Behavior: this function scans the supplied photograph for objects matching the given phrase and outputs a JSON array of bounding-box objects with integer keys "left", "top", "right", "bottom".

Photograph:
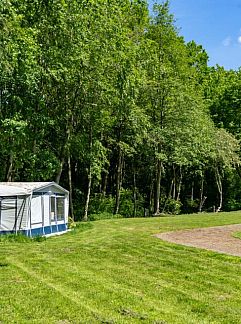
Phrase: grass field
[
  {"left": 1, "top": 212, "right": 241, "bottom": 323},
  {"left": 233, "top": 231, "right": 241, "bottom": 240}
]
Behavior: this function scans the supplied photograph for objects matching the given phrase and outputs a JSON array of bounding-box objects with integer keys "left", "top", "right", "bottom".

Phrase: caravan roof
[
  {"left": 0, "top": 182, "right": 68, "bottom": 194},
  {"left": 0, "top": 184, "right": 29, "bottom": 196}
]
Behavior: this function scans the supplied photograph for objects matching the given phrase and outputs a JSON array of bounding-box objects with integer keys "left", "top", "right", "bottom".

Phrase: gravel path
[{"left": 156, "top": 224, "right": 241, "bottom": 257}]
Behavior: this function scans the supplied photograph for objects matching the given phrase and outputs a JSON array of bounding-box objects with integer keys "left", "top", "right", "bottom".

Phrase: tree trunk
[
  {"left": 172, "top": 165, "right": 176, "bottom": 200},
  {"left": 83, "top": 126, "right": 93, "bottom": 221},
  {"left": 68, "top": 153, "right": 74, "bottom": 220},
  {"left": 133, "top": 165, "right": 137, "bottom": 217},
  {"left": 114, "top": 145, "right": 122, "bottom": 215},
  {"left": 55, "top": 156, "right": 65, "bottom": 184},
  {"left": 176, "top": 166, "right": 183, "bottom": 201},
  {"left": 199, "top": 172, "right": 206, "bottom": 212},
  {"left": 149, "top": 180, "right": 154, "bottom": 216},
  {"left": 215, "top": 168, "right": 222, "bottom": 212},
  {"left": 6, "top": 154, "right": 13, "bottom": 182},
  {"left": 154, "top": 159, "right": 162, "bottom": 215},
  {"left": 101, "top": 163, "right": 109, "bottom": 197},
  {"left": 83, "top": 168, "right": 92, "bottom": 221},
  {"left": 162, "top": 178, "right": 173, "bottom": 214},
  {"left": 191, "top": 181, "right": 194, "bottom": 201},
  {"left": 101, "top": 170, "right": 108, "bottom": 196}
]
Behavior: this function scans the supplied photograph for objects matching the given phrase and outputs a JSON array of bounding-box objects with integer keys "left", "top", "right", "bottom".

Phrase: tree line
[{"left": 1, "top": 0, "right": 241, "bottom": 220}]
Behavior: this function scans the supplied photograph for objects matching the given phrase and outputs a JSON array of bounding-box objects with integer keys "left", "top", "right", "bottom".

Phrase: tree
[{"left": 138, "top": 2, "right": 216, "bottom": 215}]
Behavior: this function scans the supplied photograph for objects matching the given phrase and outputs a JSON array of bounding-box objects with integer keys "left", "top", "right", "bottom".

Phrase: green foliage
[
  {"left": 89, "top": 194, "right": 116, "bottom": 215},
  {"left": 119, "top": 188, "right": 144, "bottom": 217},
  {"left": 88, "top": 212, "right": 122, "bottom": 221},
  {"left": 161, "top": 197, "right": 182, "bottom": 215},
  {"left": 0, "top": 0, "right": 241, "bottom": 218},
  {"left": 67, "top": 216, "right": 76, "bottom": 229},
  {"left": 184, "top": 199, "right": 200, "bottom": 213},
  {"left": 72, "top": 221, "right": 93, "bottom": 232},
  {"left": 119, "top": 189, "right": 135, "bottom": 217},
  {"left": 226, "top": 198, "right": 241, "bottom": 212},
  {"left": 87, "top": 189, "right": 145, "bottom": 218}
]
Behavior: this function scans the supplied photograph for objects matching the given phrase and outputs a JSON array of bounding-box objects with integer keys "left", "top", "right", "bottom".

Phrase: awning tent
[{"left": 0, "top": 182, "right": 69, "bottom": 237}]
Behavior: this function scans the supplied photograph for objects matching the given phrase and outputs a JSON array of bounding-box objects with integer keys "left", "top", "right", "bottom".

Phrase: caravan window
[
  {"left": 50, "top": 195, "right": 65, "bottom": 222},
  {"left": 56, "top": 197, "right": 64, "bottom": 221},
  {"left": 50, "top": 197, "right": 55, "bottom": 221}
]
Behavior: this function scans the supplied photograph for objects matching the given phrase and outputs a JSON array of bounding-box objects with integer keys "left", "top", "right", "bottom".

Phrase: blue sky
[{"left": 148, "top": 0, "right": 241, "bottom": 70}]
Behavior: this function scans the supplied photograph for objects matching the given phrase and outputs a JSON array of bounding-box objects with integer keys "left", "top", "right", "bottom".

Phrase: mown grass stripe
[{"left": 1, "top": 212, "right": 241, "bottom": 323}]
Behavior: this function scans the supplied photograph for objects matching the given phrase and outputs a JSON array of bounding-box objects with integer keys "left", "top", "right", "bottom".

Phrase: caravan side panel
[
  {"left": 31, "top": 196, "right": 42, "bottom": 228},
  {"left": 65, "top": 196, "right": 69, "bottom": 224},
  {"left": 17, "top": 196, "right": 30, "bottom": 230},
  {"left": 0, "top": 196, "right": 30, "bottom": 233},
  {"left": 0, "top": 198, "right": 16, "bottom": 231},
  {"left": 43, "top": 194, "right": 52, "bottom": 234}
]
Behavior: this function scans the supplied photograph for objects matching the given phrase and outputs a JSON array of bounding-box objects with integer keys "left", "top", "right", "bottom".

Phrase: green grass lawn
[
  {"left": 233, "top": 231, "right": 241, "bottom": 240},
  {"left": 1, "top": 212, "right": 241, "bottom": 323}
]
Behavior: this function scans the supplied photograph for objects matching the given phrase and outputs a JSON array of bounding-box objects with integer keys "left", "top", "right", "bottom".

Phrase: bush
[
  {"left": 88, "top": 212, "right": 122, "bottom": 221},
  {"left": 78, "top": 190, "right": 145, "bottom": 219},
  {"left": 66, "top": 221, "right": 94, "bottom": 235},
  {"left": 183, "top": 198, "right": 199, "bottom": 213},
  {"left": 162, "top": 198, "right": 182, "bottom": 215},
  {"left": 68, "top": 216, "right": 76, "bottom": 229},
  {"left": 89, "top": 194, "right": 115, "bottom": 215},
  {"left": 119, "top": 189, "right": 145, "bottom": 218},
  {"left": 226, "top": 198, "right": 241, "bottom": 211},
  {"left": 119, "top": 189, "right": 134, "bottom": 217},
  {"left": 74, "top": 222, "right": 94, "bottom": 231}
]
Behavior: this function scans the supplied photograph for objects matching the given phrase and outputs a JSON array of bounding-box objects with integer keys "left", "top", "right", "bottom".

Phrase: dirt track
[{"left": 156, "top": 224, "right": 241, "bottom": 257}]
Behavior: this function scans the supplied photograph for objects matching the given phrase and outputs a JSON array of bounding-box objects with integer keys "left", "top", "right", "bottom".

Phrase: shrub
[
  {"left": 183, "top": 198, "right": 199, "bottom": 213},
  {"left": 73, "top": 222, "right": 93, "bottom": 231},
  {"left": 88, "top": 212, "right": 122, "bottom": 221},
  {"left": 162, "top": 198, "right": 182, "bottom": 215},
  {"left": 119, "top": 189, "right": 145, "bottom": 218},
  {"left": 68, "top": 216, "right": 76, "bottom": 229},
  {"left": 119, "top": 189, "right": 134, "bottom": 217},
  {"left": 225, "top": 198, "right": 241, "bottom": 211},
  {"left": 89, "top": 194, "right": 115, "bottom": 215}
]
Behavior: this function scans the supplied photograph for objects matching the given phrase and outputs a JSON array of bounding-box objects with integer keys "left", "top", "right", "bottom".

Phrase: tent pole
[
  {"left": 41, "top": 195, "right": 45, "bottom": 236},
  {"left": 18, "top": 197, "right": 26, "bottom": 232},
  {"left": 14, "top": 197, "right": 18, "bottom": 234}
]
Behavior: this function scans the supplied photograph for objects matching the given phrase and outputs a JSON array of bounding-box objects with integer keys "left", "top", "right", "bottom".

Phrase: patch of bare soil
[{"left": 156, "top": 224, "right": 241, "bottom": 257}]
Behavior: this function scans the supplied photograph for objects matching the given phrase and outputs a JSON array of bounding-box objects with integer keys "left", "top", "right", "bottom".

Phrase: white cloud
[
  {"left": 238, "top": 36, "right": 241, "bottom": 44},
  {"left": 222, "top": 37, "right": 232, "bottom": 47}
]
